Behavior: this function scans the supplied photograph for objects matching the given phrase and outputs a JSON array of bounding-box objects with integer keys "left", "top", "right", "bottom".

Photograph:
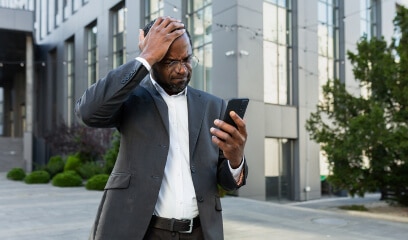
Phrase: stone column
[{"left": 24, "top": 35, "right": 33, "bottom": 172}]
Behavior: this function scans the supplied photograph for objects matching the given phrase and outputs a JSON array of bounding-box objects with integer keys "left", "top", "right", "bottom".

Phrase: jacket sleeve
[
  {"left": 75, "top": 59, "right": 149, "bottom": 128},
  {"left": 217, "top": 151, "right": 248, "bottom": 192}
]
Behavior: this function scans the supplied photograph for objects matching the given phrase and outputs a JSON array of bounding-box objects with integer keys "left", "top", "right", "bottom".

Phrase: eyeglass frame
[{"left": 159, "top": 55, "right": 199, "bottom": 71}]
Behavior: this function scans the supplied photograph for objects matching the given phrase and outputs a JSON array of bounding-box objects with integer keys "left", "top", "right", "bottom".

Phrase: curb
[{"left": 343, "top": 210, "right": 408, "bottom": 223}]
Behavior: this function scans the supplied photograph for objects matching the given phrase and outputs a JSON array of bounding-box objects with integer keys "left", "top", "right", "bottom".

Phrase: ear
[{"left": 138, "top": 29, "right": 145, "bottom": 51}]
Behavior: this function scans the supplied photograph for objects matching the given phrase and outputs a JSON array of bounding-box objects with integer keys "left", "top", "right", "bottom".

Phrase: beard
[
  {"left": 152, "top": 68, "right": 191, "bottom": 95},
  {"left": 161, "top": 78, "right": 190, "bottom": 95}
]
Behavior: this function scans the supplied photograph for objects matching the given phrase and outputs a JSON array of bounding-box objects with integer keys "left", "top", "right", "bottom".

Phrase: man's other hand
[{"left": 210, "top": 111, "right": 247, "bottom": 169}]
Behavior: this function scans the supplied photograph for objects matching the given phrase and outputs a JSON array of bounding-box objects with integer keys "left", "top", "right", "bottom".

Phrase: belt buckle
[{"left": 179, "top": 218, "right": 193, "bottom": 234}]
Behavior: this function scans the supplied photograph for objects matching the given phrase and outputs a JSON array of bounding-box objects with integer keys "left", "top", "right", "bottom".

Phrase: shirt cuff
[
  {"left": 228, "top": 158, "right": 245, "bottom": 182},
  {"left": 135, "top": 57, "right": 151, "bottom": 71}
]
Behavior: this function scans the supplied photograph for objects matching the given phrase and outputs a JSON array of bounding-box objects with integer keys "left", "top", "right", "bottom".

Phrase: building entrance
[{"left": 265, "top": 138, "right": 293, "bottom": 201}]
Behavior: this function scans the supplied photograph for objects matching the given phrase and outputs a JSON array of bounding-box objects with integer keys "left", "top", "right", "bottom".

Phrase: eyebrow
[{"left": 163, "top": 54, "right": 193, "bottom": 62}]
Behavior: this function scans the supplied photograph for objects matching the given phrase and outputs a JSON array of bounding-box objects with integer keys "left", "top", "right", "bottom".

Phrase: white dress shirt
[{"left": 135, "top": 57, "right": 244, "bottom": 219}]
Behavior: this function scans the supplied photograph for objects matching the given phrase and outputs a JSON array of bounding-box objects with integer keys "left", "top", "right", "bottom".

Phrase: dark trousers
[{"left": 143, "top": 225, "right": 205, "bottom": 240}]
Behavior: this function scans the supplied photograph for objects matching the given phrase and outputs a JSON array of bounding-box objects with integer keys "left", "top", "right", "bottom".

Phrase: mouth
[{"left": 171, "top": 77, "right": 188, "bottom": 83}]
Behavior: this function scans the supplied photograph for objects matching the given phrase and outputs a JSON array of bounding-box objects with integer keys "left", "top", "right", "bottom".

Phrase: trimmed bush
[
  {"left": 52, "top": 170, "right": 83, "bottom": 187},
  {"left": 64, "top": 155, "right": 82, "bottom": 173},
  {"left": 24, "top": 170, "right": 50, "bottom": 184},
  {"left": 6, "top": 168, "right": 26, "bottom": 181},
  {"left": 86, "top": 174, "right": 109, "bottom": 191},
  {"left": 77, "top": 161, "right": 104, "bottom": 180},
  {"left": 46, "top": 155, "right": 65, "bottom": 177}
]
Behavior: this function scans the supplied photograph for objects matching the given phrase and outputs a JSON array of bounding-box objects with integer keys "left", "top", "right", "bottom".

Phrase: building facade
[
  {"left": 1, "top": 0, "right": 407, "bottom": 201},
  {"left": 0, "top": 0, "right": 34, "bottom": 172}
]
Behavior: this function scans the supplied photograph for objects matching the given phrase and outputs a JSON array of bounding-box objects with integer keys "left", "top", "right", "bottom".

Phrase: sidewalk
[{"left": 0, "top": 173, "right": 407, "bottom": 240}]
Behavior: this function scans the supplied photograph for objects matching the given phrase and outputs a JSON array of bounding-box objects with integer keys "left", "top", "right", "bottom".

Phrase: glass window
[
  {"left": 318, "top": 0, "right": 340, "bottom": 102},
  {"left": 40, "top": 0, "right": 48, "bottom": 38},
  {"left": 360, "top": 0, "right": 377, "bottom": 39},
  {"left": 145, "top": 0, "right": 164, "bottom": 24},
  {"left": 265, "top": 138, "right": 293, "bottom": 200},
  {"left": 65, "top": 39, "right": 75, "bottom": 127},
  {"left": 87, "top": 23, "right": 98, "bottom": 86},
  {"left": 55, "top": 0, "right": 62, "bottom": 27},
  {"left": 187, "top": 0, "right": 212, "bottom": 92},
  {"left": 63, "top": 0, "right": 71, "bottom": 20},
  {"left": 263, "top": 0, "right": 292, "bottom": 105},
  {"left": 112, "top": 4, "right": 127, "bottom": 68},
  {"left": 73, "top": 0, "right": 81, "bottom": 12}
]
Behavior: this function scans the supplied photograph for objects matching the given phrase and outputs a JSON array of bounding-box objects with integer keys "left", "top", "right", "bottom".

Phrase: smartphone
[{"left": 223, "top": 98, "right": 249, "bottom": 128}]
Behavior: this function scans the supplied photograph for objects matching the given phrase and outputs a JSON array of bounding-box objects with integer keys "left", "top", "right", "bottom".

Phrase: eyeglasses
[{"left": 160, "top": 55, "right": 199, "bottom": 71}]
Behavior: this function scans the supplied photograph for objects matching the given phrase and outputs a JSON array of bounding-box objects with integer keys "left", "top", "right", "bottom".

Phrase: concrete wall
[
  {"left": 295, "top": 0, "right": 321, "bottom": 201},
  {"left": 0, "top": 8, "right": 33, "bottom": 32}
]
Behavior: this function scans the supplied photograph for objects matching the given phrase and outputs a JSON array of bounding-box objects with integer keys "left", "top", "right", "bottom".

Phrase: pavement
[{"left": 0, "top": 172, "right": 407, "bottom": 240}]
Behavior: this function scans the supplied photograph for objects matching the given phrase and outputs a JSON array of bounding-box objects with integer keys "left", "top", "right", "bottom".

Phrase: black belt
[{"left": 149, "top": 215, "right": 200, "bottom": 233}]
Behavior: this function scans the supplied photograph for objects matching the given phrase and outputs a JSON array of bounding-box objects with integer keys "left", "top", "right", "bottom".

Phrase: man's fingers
[
  {"left": 157, "top": 16, "right": 183, "bottom": 29},
  {"left": 210, "top": 127, "right": 231, "bottom": 142},
  {"left": 168, "top": 28, "right": 186, "bottom": 39},
  {"left": 229, "top": 111, "right": 245, "bottom": 130},
  {"left": 150, "top": 17, "right": 184, "bottom": 34},
  {"left": 139, "top": 17, "right": 185, "bottom": 65}
]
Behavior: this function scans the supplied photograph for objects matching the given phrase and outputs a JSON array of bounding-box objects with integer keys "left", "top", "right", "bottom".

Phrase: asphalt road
[{"left": 0, "top": 173, "right": 407, "bottom": 240}]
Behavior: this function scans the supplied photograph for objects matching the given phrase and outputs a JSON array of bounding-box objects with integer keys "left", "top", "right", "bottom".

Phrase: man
[{"left": 76, "top": 17, "right": 248, "bottom": 240}]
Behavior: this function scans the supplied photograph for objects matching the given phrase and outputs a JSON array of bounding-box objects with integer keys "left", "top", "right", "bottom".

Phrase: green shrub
[
  {"left": 6, "top": 168, "right": 26, "bottom": 181},
  {"left": 64, "top": 155, "right": 82, "bottom": 173},
  {"left": 46, "top": 155, "right": 65, "bottom": 177},
  {"left": 77, "top": 161, "right": 104, "bottom": 180},
  {"left": 52, "top": 170, "right": 83, "bottom": 187},
  {"left": 339, "top": 205, "right": 368, "bottom": 211},
  {"left": 24, "top": 170, "right": 50, "bottom": 184},
  {"left": 86, "top": 174, "right": 110, "bottom": 191}
]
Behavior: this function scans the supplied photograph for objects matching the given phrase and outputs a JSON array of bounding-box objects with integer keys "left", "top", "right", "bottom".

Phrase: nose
[{"left": 176, "top": 62, "right": 188, "bottom": 73}]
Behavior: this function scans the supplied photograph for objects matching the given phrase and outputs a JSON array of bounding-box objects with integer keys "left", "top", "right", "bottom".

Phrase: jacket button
[
  {"left": 197, "top": 196, "right": 204, "bottom": 202},
  {"left": 158, "top": 144, "right": 168, "bottom": 149},
  {"left": 190, "top": 165, "right": 196, "bottom": 173}
]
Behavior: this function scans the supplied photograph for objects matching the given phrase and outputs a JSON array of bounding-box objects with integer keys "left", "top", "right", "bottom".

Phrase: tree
[
  {"left": 45, "top": 121, "right": 114, "bottom": 162},
  {"left": 306, "top": 5, "right": 408, "bottom": 206}
]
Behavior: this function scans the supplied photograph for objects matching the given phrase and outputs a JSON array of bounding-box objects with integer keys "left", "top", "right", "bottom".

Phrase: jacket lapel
[
  {"left": 187, "top": 87, "right": 206, "bottom": 159},
  {"left": 140, "top": 77, "right": 169, "bottom": 135},
  {"left": 141, "top": 78, "right": 206, "bottom": 160}
]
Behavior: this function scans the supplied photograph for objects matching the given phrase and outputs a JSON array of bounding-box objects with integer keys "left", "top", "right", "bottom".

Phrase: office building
[{"left": 1, "top": 0, "right": 406, "bottom": 201}]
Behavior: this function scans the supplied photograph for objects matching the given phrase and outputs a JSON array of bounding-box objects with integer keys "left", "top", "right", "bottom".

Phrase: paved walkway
[{"left": 0, "top": 173, "right": 407, "bottom": 240}]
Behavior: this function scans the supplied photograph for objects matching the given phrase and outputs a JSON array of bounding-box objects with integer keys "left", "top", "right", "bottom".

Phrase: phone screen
[{"left": 223, "top": 98, "right": 249, "bottom": 128}]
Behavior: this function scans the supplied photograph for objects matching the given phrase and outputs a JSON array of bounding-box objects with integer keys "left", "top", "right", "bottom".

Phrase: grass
[{"left": 338, "top": 204, "right": 369, "bottom": 211}]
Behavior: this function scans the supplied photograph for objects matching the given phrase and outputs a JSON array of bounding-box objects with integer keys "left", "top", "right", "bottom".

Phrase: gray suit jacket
[{"left": 76, "top": 59, "right": 248, "bottom": 240}]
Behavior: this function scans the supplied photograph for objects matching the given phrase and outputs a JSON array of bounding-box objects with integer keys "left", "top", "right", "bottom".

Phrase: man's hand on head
[{"left": 138, "top": 17, "right": 185, "bottom": 66}]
